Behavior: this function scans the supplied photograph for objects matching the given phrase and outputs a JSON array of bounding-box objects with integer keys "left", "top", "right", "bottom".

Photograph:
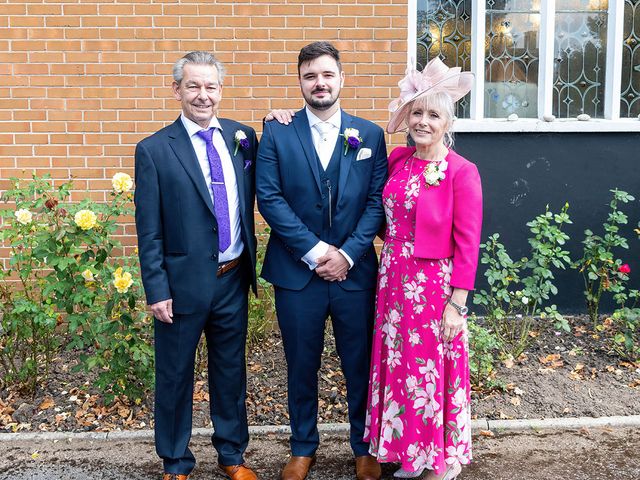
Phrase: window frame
[{"left": 408, "top": 0, "right": 640, "bottom": 132}]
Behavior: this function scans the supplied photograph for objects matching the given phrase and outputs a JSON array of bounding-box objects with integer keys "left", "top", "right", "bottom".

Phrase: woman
[{"left": 364, "top": 59, "right": 482, "bottom": 480}]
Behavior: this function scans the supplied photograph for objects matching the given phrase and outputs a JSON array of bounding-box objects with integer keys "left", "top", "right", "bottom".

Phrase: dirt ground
[
  {"left": 1, "top": 427, "right": 639, "bottom": 480},
  {"left": 1, "top": 316, "right": 639, "bottom": 432}
]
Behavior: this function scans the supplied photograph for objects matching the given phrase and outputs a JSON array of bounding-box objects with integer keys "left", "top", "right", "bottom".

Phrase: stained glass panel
[
  {"left": 417, "top": 0, "right": 472, "bottom": 118},
  {"left": 484, "top": 0, "right": 540, "bottom": 118},
  {"left": 552, "top": 1, "right": 608, "bottom": 118},
  {"left": 621, "top": 0, "right": 640, "bottom": 117}
]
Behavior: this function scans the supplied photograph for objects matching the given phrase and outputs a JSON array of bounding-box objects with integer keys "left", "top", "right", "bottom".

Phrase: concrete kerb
[{"left": 0, "top": 415, "right": 639, "bottom": 442}]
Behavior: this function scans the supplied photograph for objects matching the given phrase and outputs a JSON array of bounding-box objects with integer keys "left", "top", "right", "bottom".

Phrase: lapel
[
  {"left": 292, "top": 109, "right": 323, "bottom": 193},
  {"left": 219, "top": 118, "right": 247, "bottom": 219},
  {"left": 337, "top": 110, "right": 358, "bottom": 205},
  {"left": 167, "top": 118, "right": 215, "bottom": 216}
]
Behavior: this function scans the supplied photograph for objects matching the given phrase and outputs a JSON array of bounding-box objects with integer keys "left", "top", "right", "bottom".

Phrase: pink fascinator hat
[{"left": 387, "top": 57, "right": 474, "bottom": 134}]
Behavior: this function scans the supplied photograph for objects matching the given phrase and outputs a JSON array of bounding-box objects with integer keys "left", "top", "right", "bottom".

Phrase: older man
[{"left": 134, "top": 51, "right": 259, "bottom": 480}]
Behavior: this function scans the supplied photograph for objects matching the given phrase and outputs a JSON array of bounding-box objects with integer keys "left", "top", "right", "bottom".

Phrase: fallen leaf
[
  {"left": 539, "top": 354, "right": 563, "bottom": 369},
  {"left": 528, "top": 330, "right": 540, "bottom": 338},
  {"left": 510, "top": 397, "right": 521, "bottom": 406},
  {"left": 479, "top": 430, "right": 495, "bottom": 437},
  {"left": 31, "top": 451, "right": 40, "bottom": 460},
  {"left": 503, "top": 358, "right": 515, "bottom": 369},
  {"left": 38, "top": 398, "right": 55, "bottom": 411}
]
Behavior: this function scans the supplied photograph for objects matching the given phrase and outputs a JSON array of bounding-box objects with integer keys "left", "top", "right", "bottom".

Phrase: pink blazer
[{"left": 387, "top": 146, "right": 483, "bottom": 290}]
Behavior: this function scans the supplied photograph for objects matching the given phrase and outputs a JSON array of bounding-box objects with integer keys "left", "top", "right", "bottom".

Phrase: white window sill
[{"left": 452, "top": 118, "right": 640, "bottom": 133}]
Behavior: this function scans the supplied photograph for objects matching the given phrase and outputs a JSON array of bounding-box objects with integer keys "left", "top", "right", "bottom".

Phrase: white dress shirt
[
  {"left": 301, "top": 108, "right": 354, "bottom": 270},
  {"left": 180, "top": 114, "right": 243, "bottom": 263}
]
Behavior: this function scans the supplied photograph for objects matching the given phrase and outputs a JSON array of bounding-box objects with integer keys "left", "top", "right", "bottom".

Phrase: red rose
[{"left": 618, "top": 264, "right": 631, "bottom": 274}]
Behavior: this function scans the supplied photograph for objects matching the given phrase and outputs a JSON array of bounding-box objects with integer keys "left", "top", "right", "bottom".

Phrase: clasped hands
[{"left": 315, "top": 245, "right": 349, "bottom": 282}]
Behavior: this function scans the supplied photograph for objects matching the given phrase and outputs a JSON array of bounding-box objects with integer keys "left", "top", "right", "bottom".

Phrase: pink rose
[{"left": 618, "top": 264, "right": 631, "bottom": 274}]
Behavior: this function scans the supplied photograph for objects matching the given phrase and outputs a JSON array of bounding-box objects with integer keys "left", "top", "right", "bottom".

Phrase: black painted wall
[{"left": 454, "top": 132, "right": 640, "bottom": 314}]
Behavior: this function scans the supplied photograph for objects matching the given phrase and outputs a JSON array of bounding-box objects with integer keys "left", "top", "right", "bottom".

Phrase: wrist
[{"left": 446, "top": 298, "right": 468, "bottom": 316}]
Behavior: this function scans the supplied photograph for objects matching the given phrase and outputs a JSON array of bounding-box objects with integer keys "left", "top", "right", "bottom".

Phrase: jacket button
[
  {"left": 211, "top": 253, "right": 217, "bottom": 260},
  {"left": 212, "top": 226, "right": 217, "bottom": 233},
  {"left": 316, "top": 203, "right": 322, "bottom": 210}
]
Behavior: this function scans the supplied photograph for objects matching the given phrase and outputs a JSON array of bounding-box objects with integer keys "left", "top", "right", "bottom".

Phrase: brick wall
[{"left": 0, "top": 0, "right": 409, "bottom": 254}]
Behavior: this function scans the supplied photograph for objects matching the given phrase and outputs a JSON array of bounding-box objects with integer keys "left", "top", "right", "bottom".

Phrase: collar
[
  {"left": 180, "top": 113, "right": 223, "bottom": 137},
  {"left": 305, "top": 107, "right": 341, "bottom": 131}
]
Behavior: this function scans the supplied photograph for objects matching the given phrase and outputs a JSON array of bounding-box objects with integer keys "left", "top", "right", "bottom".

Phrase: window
[{"left": 411, "top": 0, "right": 640, "bottom": 131}]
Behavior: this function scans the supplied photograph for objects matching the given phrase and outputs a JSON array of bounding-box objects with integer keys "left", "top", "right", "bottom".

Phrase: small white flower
[
  {"left": 14, "top": 208, "right": 33, "bottom": 225},
  {"left": 235, "top": 130, "right": 247, "bottom": 141},
  {"left": 521, "top": 296, "right": 529, "bottom": 305},
  {"left": 343, "top": 128, "right": 360, "bottom": 139}
]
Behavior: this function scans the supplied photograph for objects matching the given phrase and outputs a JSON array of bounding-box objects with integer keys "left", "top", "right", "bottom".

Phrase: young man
[
  {"left": 256, "top": 41, "right": 387, "bottom": 480},
  {"left": 135, "top": 51, "right": 259, "bottom": 480}
]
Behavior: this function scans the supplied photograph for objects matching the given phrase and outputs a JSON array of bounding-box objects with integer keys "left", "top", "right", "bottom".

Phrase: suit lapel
[
  {"left": 292, "top": 110, "right": 323, "bottom": 193},
  {"left": 219, "top": 119, "right": 247, "bottom": 218},
  {"left": 168, "top": 119, "right": 215, "bottom": 216},
  {"left": 337, "top": 110, "right": 357, "bottom": 205}
]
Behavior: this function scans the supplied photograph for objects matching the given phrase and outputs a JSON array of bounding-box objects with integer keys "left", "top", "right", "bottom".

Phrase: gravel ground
[{"left": 1, "top": 427, "right": 639, "bottom": 480}]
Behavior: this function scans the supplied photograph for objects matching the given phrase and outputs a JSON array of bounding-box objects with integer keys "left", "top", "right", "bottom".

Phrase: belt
[{"left": 217, "top": 257, "right": 241, "bottom": 277}]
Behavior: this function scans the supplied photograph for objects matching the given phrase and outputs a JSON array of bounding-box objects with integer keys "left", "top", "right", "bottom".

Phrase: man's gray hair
[{"left": 172, "top": 51, "right": 225, "bottom": 85}]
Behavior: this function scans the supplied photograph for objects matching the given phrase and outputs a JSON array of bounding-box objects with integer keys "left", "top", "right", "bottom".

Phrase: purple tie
[{"left": 196, "top": 128, "right": 231, "bottom": 252}]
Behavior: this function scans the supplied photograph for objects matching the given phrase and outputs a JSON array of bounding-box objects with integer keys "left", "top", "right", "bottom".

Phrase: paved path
[{"left": 1, "top": 426, "right": 638, "bottom": 479}]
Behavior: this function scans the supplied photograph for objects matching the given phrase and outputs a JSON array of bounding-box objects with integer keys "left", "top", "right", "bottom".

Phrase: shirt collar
[
  {"left": 180, "top": 113, "right": 223, "bottom": 137},
  {"left": 305, "top": 107, "right": 341, "bottom": 131}
]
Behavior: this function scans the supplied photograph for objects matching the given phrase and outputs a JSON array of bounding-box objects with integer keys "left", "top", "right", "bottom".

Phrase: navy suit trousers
[
  {"left": 154, "top": 264, "right": 250, "bottom": 475},
  {"left": 275, "top": 275, "right": 375, "bottom": 457}
]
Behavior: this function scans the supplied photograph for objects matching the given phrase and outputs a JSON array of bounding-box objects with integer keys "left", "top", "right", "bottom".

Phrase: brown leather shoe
[
  {"left": 219, "top": 463, "right": 258, "bottom": 480},
  {"left": 281, "top": 456, "right": 316, "bottom": 480},
  {"left": 162, "top": 474, "right": 189, "bottom": 480},
  {"left": 355, "top": 455, "right": 381, "bottom": 480}
]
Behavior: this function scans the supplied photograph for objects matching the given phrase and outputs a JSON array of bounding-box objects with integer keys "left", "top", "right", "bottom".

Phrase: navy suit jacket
[
  {"left": 134, "top": 117, "right": 258, "bottom": 314},
  {"left": 256, "top": 109, "right": 387, "bottom": 291}
]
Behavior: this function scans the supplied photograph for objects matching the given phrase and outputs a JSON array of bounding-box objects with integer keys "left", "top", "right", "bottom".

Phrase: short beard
[{"left": 305, "top": 90, "right": 339, "bottom": 111}]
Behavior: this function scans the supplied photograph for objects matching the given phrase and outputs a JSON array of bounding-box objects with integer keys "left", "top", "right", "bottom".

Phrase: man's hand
[
  {"left": 265, "top": 109, "right": 296, "bottom": 125},
  {"left": 150, "top": 299, "right": 174, "bottom": 324},
  {"left": 315, "top": 246, "right": 349, "bottom": 282}
]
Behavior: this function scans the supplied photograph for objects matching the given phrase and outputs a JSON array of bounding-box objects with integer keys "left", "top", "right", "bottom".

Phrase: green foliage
[
  {"left": 598, "top": 289, "right": 640, "bottom": 362},
  {"left": 473, "top": 204, "right": 572, "bottom": 358},
  {"left": 573, "top": 189, "right": 635, "bottom": 325},
  {"left": 467, "top": 315, "right": 501, "bottom": 390},
  {"left": 0, "top": 174, "right": 153, "bottom": 401},
  {"left": 247, "top": 230, "right": 276, "bottom": 347}
]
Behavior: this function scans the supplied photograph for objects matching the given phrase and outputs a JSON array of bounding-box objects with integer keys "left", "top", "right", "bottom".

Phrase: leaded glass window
[
  {"left": 621, "top": 0, "right": 640, "bottom": 117},
  {"left": 417, "top": 0, "right": 472, "bottom": 118},
  {"left": 553, "top": 0, "right": 608, "bottom": 118}
]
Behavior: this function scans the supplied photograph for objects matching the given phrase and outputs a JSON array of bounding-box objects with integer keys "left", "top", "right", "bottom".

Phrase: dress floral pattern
[{"left": 364, "top": 156, "right": 472, "bottom": 474}]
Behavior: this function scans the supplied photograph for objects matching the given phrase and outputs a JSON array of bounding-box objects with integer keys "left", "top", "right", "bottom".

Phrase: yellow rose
[
  {"left": 81, "top": 269, "right": 95, "bottom": 282},
  {"left": 74, "top": 209, "right": 97, "bottom": 230},
  {"left": 113, "top": 267, "right": 133, "bottom": 294},
  {"left": 112, "top": 172, "right": 133, "bottom": 193},
  {"left": 14, "top": 208, "right": 33, "bottom": 225}
]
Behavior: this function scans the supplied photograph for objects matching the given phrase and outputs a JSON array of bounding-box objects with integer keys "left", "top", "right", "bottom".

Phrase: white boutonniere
[
  {"left": 234, "top": 130, "right": 250, "bottom": 156},
  {"left": 423, "top": 160, "right": 447, "bottom": 187},
  {"left": 340, "top": 128, "right": 363, "bottom": 155}
]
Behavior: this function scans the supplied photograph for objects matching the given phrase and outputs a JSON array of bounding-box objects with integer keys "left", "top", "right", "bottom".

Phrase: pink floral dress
[{"left": 364, "top": 156, "right": 472, "bottom": 474}]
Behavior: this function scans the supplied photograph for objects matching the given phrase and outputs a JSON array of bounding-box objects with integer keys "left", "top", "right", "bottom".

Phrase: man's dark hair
[{"left": 297, "top": 41, "right": 342, "bottom": 74}]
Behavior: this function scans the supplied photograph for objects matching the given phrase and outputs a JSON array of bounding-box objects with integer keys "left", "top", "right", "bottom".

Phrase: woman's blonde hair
[{"left": 407, "top": 91, "right": 456, "bottom": 148}]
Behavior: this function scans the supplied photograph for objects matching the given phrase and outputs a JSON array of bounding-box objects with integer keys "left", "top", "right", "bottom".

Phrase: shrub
[
  {"left": 473, "top": 204, "right": 572, "bottom": 358},
  {"left": 573, "top": 189, "right": 635, "bottom": 325},
  {"left": 467, "top": 315, "right": 501, "bottom": 390},
  {"left": 0, "top": 174, "right": 153, "bottom": 401},
  {"left": 247, "top": 230, "right": 276, "bottom": 347}
]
